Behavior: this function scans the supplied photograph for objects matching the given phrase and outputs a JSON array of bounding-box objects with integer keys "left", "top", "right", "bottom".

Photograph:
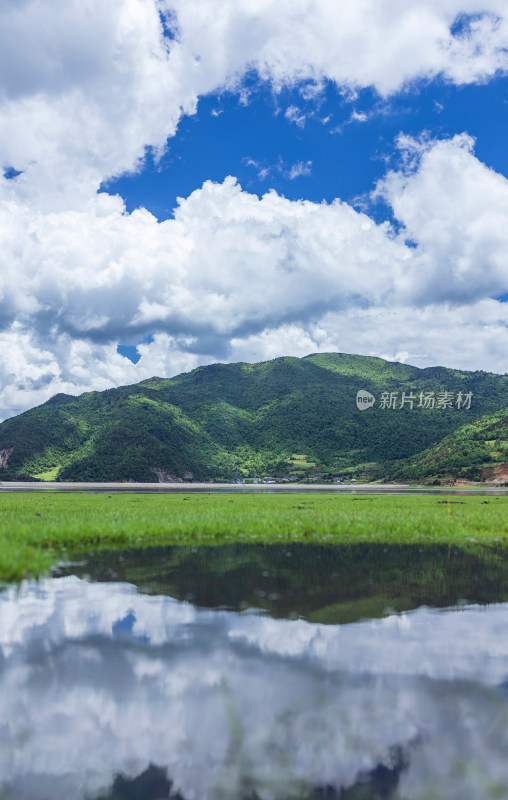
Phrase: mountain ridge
[{"left": 1, "top": 352, "right": 507, "bottom": 482}]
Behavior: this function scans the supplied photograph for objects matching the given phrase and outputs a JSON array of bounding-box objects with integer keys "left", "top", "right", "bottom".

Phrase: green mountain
[
  {"left": 0, "top": 352, "right": 507, "bottom": 482},
  {"left": 390, "top": 408, "right": 508, "bottom": 482}
]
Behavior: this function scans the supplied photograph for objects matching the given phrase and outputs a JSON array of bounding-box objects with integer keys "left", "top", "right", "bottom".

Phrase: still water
[{"left": 3, "top": 543, "right": 508, "bottom": 799}]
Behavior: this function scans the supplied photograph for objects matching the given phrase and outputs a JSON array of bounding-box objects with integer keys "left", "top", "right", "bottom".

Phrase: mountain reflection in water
[
  {"left": 2, "top": 544, "right": 508, "bottom": 799},
  {"left": 64, "top": 542, "right": 508, "bottom": 623}
]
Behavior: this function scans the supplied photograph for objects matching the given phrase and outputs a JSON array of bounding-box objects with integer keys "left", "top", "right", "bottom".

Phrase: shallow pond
[{"left": 3, "top": 543, "right": 508, "bottom": 799}]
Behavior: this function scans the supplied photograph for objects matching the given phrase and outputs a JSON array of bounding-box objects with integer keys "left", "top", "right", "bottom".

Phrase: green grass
[
  {"left": 1, "top": 492, "right": 508, "bottom": 584},
  {"left": 31, "top": 465, "right": 61, "bottom": 481}
]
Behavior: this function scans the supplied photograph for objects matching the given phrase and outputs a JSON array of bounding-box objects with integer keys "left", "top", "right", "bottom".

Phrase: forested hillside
[
  {"left": 390, "top": 408, "right": 508, "bottom": 482},
  {"left": 0, "top": 353, "right": 507, "bottom": 482}
]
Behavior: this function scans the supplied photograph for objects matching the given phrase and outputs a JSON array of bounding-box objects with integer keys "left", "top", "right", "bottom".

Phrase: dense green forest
[
  {"left": 390, "top": 408, "right": 508, "bottom": 482},
  {"left": 0, "top": 352, "right": 507, "bottom": 482}
]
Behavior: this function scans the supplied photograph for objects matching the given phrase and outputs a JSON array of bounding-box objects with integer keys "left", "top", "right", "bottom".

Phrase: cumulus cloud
[
  {"left": 1, "top": 0, "right": 508, "bottom": 418},
  {"left": 2, "top": 0, "right": 508, "bottom": 200},
  {"left": 0, "top": 327, "right": 201, "bottom": 422},
  {"left": 228, "top": 298, "right": 508, "bottom": 375},
  {"left": 166, "top": 0, "right": 508, "bottom": 97},
  {"left": 2, "top": 134, "right": 508, "bottom": 418},
  {"left": 375, "top": 133, "right": 508, "bottom": 304},
  {"left": 0, "top": 178, "right": 404, "bottom": 341}
]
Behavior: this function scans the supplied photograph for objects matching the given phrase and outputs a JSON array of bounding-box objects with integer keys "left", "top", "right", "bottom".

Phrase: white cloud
[
  {"left": 0, "top": 325, "right": 202, "bottom": 422},
  {"left": 375, "top": 133, "right": 508, "bottom": 304},
  {"left": 2, "top": 134, "right": 508, "bottom": 419},
  {"left": 284, "top": 104, "right": 307, "bottom": 127},
  {"left": 298, "top": 80, "right": 326, "bottom": 101},
  {"left": 350, "top": 110, "right": 368, "bottom": 123},
  {"left": 3, "top": 0, "right": 508, "bottom": 201},
  {"left": 243, "top": 158, "right": 271, "bottom": 180},
  {"left": 228, "top": 298, "right": 508, "bottom": 376},
  {"left": 0, "top": 176, "right": 408, "bottom": 346},
  {"left": 2, "top": 1, "right": 508, "bottom": 417},
  {"left": 287, "top": 160, "right": 312, "bottom": 179},
  {"left": 0, "top": 0, "right": 191, "bottom": 208},
  {"left": 244, "top": 156, "right": 312, "bottom": 180},
  {"left": 166, "top": 0, "right": 508, "bottom": 98}
]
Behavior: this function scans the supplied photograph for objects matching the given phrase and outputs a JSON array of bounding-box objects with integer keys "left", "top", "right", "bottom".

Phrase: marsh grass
[{"left": 1, "top": 492, "right": 508, "bottom": 583}]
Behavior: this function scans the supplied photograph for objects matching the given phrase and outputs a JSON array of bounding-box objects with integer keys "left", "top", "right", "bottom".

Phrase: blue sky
[
  {"left": 105, "top": 75, "right": 508, "bottom": 225},
  {"left": 109, "top": 70, "right": 508, "bottom": 364},
  {"left": 1, "top": 1, "right": 508, "bottom": 418}
]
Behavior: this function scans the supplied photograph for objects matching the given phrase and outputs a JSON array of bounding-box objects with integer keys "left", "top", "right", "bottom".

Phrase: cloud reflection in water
[{"left": 1, "top": 576, "right": 508, "bottom": 799}]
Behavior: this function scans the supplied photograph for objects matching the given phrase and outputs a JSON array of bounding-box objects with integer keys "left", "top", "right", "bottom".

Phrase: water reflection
[
  {"left": 2, "top": 573, "right": 508, "bottom": 798},
  {"left": 61, "top": 542, "right": 508, "bottom": 623}
]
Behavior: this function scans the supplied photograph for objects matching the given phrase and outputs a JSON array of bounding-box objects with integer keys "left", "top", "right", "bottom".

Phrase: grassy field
[{"left": 1, "top": 492, "right": 508, "bottom": 584}]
